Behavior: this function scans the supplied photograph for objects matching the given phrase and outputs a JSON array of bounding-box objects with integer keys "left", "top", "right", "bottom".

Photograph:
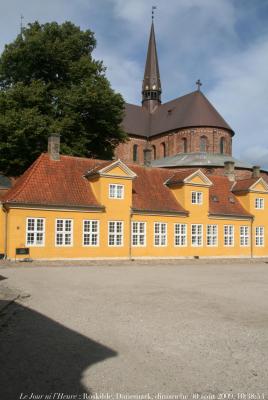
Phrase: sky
[{"left": 1, "top": 0, "right": 268, "bottom": 167}]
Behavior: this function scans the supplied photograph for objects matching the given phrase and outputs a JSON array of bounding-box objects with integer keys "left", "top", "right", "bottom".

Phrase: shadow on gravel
[
  {"left": 0, "top": 300, "right": 117, "bottom": 400},
  {"left": 0, "top": 275, "right": 7, "bottom": 281}
]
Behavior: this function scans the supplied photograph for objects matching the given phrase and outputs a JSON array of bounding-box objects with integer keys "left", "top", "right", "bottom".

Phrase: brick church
[{"left": 115, "top": 20, "right": 257, "bottom": 178}]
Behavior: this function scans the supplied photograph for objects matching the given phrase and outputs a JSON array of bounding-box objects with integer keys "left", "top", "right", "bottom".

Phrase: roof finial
[
  {"left": 152, "top": 5, "right": 157, "bottom": 21},
  {"left": 196, "top": 79, "right": 202, "bottom": 91}
]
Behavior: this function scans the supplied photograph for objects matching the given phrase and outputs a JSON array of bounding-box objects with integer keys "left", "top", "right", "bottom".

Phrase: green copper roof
[{"left": 151, "top": 152, "right": 252, "bottom": 169}]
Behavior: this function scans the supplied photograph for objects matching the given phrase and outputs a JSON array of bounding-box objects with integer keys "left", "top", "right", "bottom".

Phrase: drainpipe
[
  {"left": 250, "top": 218, "right": 254, "bottom": 259},
  {"left": 3, "top": 204, "right": 8, "bottom": 259},
  {"left": 129, "top": 210, "right": 132, "bottom": 261}
]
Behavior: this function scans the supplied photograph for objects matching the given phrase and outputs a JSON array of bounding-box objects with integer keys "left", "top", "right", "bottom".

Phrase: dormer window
[
  {"left": 191, "top": 191, "right": 203, "bottom": 204},
  {"left": 109, "top": 184, "right": 124, "bottom": 199}
]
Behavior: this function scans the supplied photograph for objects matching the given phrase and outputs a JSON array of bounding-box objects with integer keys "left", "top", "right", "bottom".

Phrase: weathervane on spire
[
  {"left": 152, "top": 6, "right": 157, "bottom": 20},
  {"left": 196, "top": 79, "right": 202, "bottom": 91}
]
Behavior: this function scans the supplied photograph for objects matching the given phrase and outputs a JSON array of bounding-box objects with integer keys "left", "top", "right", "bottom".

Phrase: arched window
[
  {"left": 200, "top": 136, "right": 208, "bottom": 152},
  {"left": 220, "top": 137, "right": 225, "bottom": 154},
  {"left": 161, "top": 142, "right": 166, "bottom": 158},
  {"left": 152, "top": 145, "right": 156, "bottom": 160},
  {"left": 133, "top": 144, "right": 138, "bottom": 162},
  {"left": 182, "top": 138, "right": 187, "bottom": 153}
]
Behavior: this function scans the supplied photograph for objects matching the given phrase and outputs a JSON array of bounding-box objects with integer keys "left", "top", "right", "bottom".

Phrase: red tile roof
[
  {"left": 232, "top": 178, "right": 259, "bottom": 192},
  {"left": 209, "top": 176, "right": 251, "bottom": 217},
  {"left": 165, "top": 168, "right": 201, "bottom": 186},
  {"left": 1, "top": 154, "right": 252, "bottom": 218},
  {"left": 129, "top": 164, "right": 187, "bottom": 214},
  {"left": 2, "top": 153, "right": 104, "bottom": 208}
]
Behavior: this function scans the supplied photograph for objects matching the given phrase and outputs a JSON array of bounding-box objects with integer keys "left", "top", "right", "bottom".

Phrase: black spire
[{"left": 142, "top": 20, "right": 161, "bottom": 112}]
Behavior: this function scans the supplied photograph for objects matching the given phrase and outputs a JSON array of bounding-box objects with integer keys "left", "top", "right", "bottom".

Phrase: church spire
[{"left": 142, "top": 19, "right": 161, "bottom": 112}]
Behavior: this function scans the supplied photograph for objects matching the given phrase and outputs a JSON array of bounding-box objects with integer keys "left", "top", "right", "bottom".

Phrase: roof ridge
[{"left": 3, "top": 153, "right": 46, "bottom": 202}]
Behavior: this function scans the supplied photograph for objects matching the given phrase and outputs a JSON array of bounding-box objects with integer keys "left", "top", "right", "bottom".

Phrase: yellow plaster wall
[
  {"left": 3, "top": 174, "right": 268, "bottom": 260},
  {"left": 131, "top": 214, "right": 252, "bottom": 258}
]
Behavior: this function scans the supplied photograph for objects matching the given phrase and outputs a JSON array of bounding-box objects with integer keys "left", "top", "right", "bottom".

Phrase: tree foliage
[{"left": 0, "top": 21, "right": 127, "bottom": 175}]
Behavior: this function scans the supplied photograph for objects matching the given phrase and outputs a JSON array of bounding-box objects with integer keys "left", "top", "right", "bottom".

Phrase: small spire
[
  {"left": 196, "top": 79, "right": 202, "bottom": 91},
  {"left": 142, "top": 12, "right": 162, "bottom": 112}
]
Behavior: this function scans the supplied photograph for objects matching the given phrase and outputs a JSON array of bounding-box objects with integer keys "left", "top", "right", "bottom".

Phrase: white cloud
[
  {"left": 208, "top": 37, "right": 268, "bottom": 168},
  {"left": 1, "top": 0, "right": 268, "bottom": 169}
]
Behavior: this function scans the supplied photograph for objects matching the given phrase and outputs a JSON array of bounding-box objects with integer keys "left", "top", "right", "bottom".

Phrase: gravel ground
[{"left": 0, "top": 262, "right": 268, "bottom": 399}]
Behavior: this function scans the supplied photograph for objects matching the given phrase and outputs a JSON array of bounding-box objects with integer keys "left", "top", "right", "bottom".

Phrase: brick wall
[{"left": 115, "top": 127, "right": 233, "bottom": 164}]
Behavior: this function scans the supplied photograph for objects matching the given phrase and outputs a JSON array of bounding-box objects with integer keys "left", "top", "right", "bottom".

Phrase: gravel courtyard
[{"left": 0, "top": 261, "right": 268, "bottom": 399}]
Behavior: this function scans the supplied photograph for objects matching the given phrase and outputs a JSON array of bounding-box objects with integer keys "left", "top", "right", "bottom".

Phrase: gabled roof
[
  {"left": 232, "top": 177, "right": 268, "bottom": 193},
  {"left": 166, "top": 169, "right": 212, "bottom": 187},
  {"left": 122, "top": 90, "right": 234, "bottom": 137}
]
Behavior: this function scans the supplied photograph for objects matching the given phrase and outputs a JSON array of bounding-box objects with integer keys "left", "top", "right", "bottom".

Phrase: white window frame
[
  {"left": 224, "top": 225, "right": 234, "bottom": 247},
  {"left": 83, "top": 220, "right": 100, "bottom": 247},
  {"left": 255, "top": 226, "right": 264, "bottom": 247},
  {"left": 191, "top": 224, "right": 203, "bottom": 247},
  {"left": 240, "top": 226, "right": 250, "bottom": 247},
  {"left": 154, "top": 223, "right": 167, "bottom": 247},
  {"left": 55, "top": 219, "right": 73, "bottom": 247},
  {"left": 108, "top": 221, "right": 124, "bottom": 247},
  {"left": 206, "top": 224, "right": 218, "bottom": 247},
  {"left": 255, "top": 198, "right": 264, "bottom": 209},
  {"left": 174, "top": 223, "right": 187, "bottom": 247},
  {"left": 131, "top": 222, "right": 146, "bottom": 247},
  {"left": 26, "top": 218, "right": 45, "bottom": 247},
  {"left": 191, "top": 191, "right": 203, "bottom": 205},
  {"left": 109, "top": 184, "right": 124, "bottom": 199}
]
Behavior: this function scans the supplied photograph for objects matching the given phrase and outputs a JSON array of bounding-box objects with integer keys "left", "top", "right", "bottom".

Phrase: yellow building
[{"left": 1, "top": 135, "right": 268, "bottom": 261}]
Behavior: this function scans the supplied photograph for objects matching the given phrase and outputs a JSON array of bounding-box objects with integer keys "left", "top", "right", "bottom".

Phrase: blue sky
[{"left": 1, "top": 0, "right": 268, "bottom": 167}]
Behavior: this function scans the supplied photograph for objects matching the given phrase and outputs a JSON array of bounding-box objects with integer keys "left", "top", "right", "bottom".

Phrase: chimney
[
  {"left": 224, "top": 161, "right": 235, "bottom": 182},
  {"left": 48, "top": 133, "right": 60, "bottom": 161},
  {"left": 143, "top": 146, "right": 152, "bottom": 167},
  {"left": 252, "top": 165, "right": 260, "bottom": 179}
]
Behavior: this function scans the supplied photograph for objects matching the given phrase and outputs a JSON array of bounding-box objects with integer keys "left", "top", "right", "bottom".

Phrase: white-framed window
[
  {"left": 191, "top": 224, "right": 203, "bottom": 247},
  {"left": 26, "top": 218, "right": 45, "bottom": 246},
  {"left": 174, "top": 224, "right": 187, "bottom": 246},
  {"left": 108, "top": 221, "right": 123, "bottom": 246},
  {"left": 255, "top": 198, "right": 264, "bottom": 209},
  {"left": 255, "top": 226, "right": 264, "bottom": 247},
  {"left": 224, "top": 225, "right": 234, "bottom": 247},
  {"left": 132, "top": 222, "right": 146, "bottom": 247},
  {"left": 207, "top": 224, "right": 218, "bottom": 247},
  {"left": 109, "top": 184, "right": 124, "bottom": 199},
  {"left": 83, "top": 220, "right": 99, "bottom": 246},
  {"left": 55, "top": 219, "right": 73, "bottom": 246},
  {"left": 191, "top": 191, "right": 203, "bottom": 204},
  {"left": 154, "top": 223, "right": 167, "bottom": 246},
  {"left": 240, "top": 226, "right": 250, "bottom": 247}
]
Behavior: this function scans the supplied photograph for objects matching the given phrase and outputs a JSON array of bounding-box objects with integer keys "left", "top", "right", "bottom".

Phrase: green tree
[{"left": 0, "top": 21, "right": 127, "bottom": 175}]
